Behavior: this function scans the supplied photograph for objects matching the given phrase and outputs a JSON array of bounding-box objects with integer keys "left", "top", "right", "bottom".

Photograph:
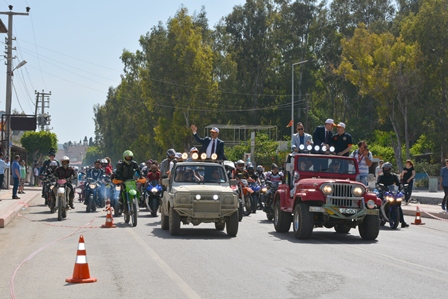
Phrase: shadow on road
[
  {"left": 268, "top": 230, "right": 378, "bottom": 245},
  {"left": 150, "top": 226, "right": 234, "bottom": 240}
]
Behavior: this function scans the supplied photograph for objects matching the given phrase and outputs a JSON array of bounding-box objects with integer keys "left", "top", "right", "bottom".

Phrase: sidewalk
[{"left": 0, "top": 186, "right": 41, "bottom": 228}]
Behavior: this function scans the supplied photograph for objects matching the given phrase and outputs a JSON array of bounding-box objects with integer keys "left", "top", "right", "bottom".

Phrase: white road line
[{"left": 127, "top": 229, "right": 202, "bottom": 299}]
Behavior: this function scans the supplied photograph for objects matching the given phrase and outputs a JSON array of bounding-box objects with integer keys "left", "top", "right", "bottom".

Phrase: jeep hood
[{"left": 174, "top": 185, "right": 233, "bottom": 193}]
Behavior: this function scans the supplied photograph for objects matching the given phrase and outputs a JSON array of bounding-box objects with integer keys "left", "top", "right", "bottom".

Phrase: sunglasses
[{"left": 297, "top": 128, "right": 304, "bottom": 131}]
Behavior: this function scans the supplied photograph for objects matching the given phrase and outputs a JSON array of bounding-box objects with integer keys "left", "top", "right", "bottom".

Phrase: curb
[
  {"left": 0, "top": 192, "right": 39, "bottom": 228},
  {"left": 402, "top": 207, "right": 448, "bottom": 220}
]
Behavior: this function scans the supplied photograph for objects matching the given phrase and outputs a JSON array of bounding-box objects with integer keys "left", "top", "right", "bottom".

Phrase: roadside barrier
[
  {"left": 66, "top": 235, "right": 97, "bottom": 283},
  {"left": 418, "top": 206, "right": 448, "bottom": 223}
]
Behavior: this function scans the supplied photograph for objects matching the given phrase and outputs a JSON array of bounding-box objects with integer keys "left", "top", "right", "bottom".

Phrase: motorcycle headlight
[
  {"left": 261, "top": 187, "right": 267, "bottom": 193},
  {"left": 321, "top": 184, "right": 333, "bottom": 195},
  {"left": 386, "top": 196, "right": 394, "bottom": 202},
  {"left": 352, "top": 186, "right": 365, "bottom": 197},
  {"left": 115, "top": 186, "right": 120, "bottom": 191},
  {"left": 151, "top": 188, "right": 158, "bottom": 194},
  {"left": 89, "top": 184, "right": 96, "bottom": 189},
  {"left": 366, "top": 200, "right": 376, "bottom": 209},
  {"left": 396, "top": 197, "right": 403, "bottom": 202}
]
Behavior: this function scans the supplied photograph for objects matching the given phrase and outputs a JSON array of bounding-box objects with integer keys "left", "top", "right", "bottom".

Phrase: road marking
[{"left": 127, "top": 229, "right": 202, "bottom": 299}]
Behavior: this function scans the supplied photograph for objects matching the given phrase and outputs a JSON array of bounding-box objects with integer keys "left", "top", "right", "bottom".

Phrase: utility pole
[
  {"left": 35, "top": 90, "right": 51, "bottom": 131},
  {"left": 0, "top": 5, "right": 30, "bottom": 189}
]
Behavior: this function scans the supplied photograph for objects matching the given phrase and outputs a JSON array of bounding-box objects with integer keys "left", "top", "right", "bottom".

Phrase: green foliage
[
  {"left": 409, "top": 134, "right": 434, "bottom": 157},
  {"left": 20, "top": 131, "right": 58, "bottom": 164},
  {"left": 83, "top": 146, "right": 102, "bottom": 166},
  {"left": 225, "top": 133, "right": 279, "bottom": 166}
]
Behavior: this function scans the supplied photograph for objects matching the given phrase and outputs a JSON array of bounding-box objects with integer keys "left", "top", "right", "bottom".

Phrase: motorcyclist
[
  {"left": 101, "top": 158, "right": 113, "bottom": 175},
  {"left": 146, "top": 162, "right": 161, "bottom": 185},
  {"left": 160, "top": 149, "right": 176, "bottom": 178},
  {"left": 265, "top": 163, "right": 284, "bottom": 186},
  {"left": 256, "top": 165, "right": 266, "bottom": 182},
  {"left": 84, "top": 159, "right": 105, "bottom": 206},
  {"left": 53, "top": 156, "right": 76, "bottom": 209},
  {"left": 39, "top": 149, "right": 60, "bottom": 198},
  {"left": 113, "top": 150, "right": 142, "bottom": 207},
  {"left": 42, "top": 161, "right": 58, "bottom": 205},
  {"left": 232, "top": 160, "right": 249, "bottom": 179},
  {"left": 376, "top": 162, "right": 409, "bottom": 228}
]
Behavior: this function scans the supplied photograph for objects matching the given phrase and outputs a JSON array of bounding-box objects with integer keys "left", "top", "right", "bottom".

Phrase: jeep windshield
[
  {"left": 173, "top": 165, "right": 227, "bottom": 184},
  {"left": 296, "top": 155, "right": 357, "bottom": 175}
]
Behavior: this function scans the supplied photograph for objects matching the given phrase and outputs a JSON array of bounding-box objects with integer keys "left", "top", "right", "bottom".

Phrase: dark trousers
[
  {"left": 0, "top": 174, "right": 4, "bottom": 189},
  {"left": 404, "top": 180, "right": 414, "bottom": 202},
  {"left": 442, "top": 186, "right": 448, "bottom": 208},
  {"left": 13, "top": 177, "right": 19, "bottom": 197}
]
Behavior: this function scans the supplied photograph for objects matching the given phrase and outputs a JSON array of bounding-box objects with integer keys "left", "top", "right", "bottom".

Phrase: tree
[
  {"left": 20, "top": 131, "right": 58, "bottom": 164},
  {"left": 83, "top": 146, "right": 102, "bottom": 166}
]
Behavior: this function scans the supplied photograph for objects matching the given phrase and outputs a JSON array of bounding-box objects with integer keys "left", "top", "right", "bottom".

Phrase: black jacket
[{"left": 115, "top": 160, "right": 140, "bottom": 181}]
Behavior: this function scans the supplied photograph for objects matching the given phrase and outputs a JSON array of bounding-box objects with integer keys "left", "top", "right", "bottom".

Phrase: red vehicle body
[{"left": 273, "top": 152, "right": 381, "bottom": 240}]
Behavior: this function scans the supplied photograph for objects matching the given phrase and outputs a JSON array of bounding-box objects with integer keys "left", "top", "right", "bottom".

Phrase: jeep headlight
[
  {"left": 329, "top": 146, "right": 335, "bottom": 152},
  {"left": 213, "top": 194, "right": 219, "bottom": 200},
  {"left": 306, "top": 144, "right": 312, "bottom": 151},
  {"left": 181, "top": 152, "right": 188, "bottom": 160},
  {"left": 211, "top": 153, "right": 218, "bottom": 160},
  {"left": 321, "top": 184, "right": 333, "bottom": 195},
  {"left": 366, "top": 200, "right": 376, "bottom": 209},
  {"left": 223, "top": 196, "right": 233, "bottom": 204},
  {"left": 200, "top": 153, "right": 207, "bottom": 160},
  {"left": 314, "top": 145, "right": 321, "bottom": 151},
  {"left": 322, "top": 145, "right": 327, "bottom": 151},
  {"left": 195, "top": 194, "right": 201, "bottom": 200},
  {"left": 299, "top": 144, "right": 305, "bottom": 150},
  {"left": 192, "top": 152, "right": 199, "bottom": 160},
  {"left": 352, "top": 186, "right": 364, "bottom": 197},
  {"left": 178, "top": 196, "right": 189, "bottom": 204}
]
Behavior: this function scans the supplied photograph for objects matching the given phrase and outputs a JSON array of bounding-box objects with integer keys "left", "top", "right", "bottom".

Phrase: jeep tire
[
  {"left": 274, "top": 200, "right": 291, "bottom": 233},
  {"left": 169, "top": 207, "right": 180, "bottom": 235},
  {"left": 358, "top": 214, "right": 380, "bottom": 240},
  {"left": 293, "top": 203, "right": 314, "bottom": 239},
  {"left": 226, "top": 212, "right": 239, "bottom": 237},
  {"left": 161, "top": 205, "right": 169, "bottom": 230}
]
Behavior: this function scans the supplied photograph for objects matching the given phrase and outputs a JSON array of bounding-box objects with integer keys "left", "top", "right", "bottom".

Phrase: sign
[{"left": 10, "top": 116, "right": 37, "bottom": 131}]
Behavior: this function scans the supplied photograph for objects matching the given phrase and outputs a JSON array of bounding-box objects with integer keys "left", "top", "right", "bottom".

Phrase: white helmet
[{"left": 61, "top": 156, "right": 70, "bottom": 168}]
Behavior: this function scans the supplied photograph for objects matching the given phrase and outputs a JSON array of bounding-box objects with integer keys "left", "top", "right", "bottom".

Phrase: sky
[{"left": 0, "top": 0, "right": 246, "bottom": 144}]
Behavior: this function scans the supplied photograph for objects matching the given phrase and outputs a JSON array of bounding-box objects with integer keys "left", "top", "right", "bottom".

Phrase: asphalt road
[{"left": 0, "top": 191, "right": 447, "bottom": 299}]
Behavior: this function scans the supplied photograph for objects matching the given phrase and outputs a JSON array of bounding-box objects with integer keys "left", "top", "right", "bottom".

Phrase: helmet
[
  {"left": 74, "top": 166, "right": 79, "bottom": 171},
  {"left": 256, "top": 165, "right": 263, "bottom": 173},
  {"left": 175, "top": 152, "right": 182, "bottom": 159},
  {"left": 166, "top": 149, "right": 176, "bottom": 158},
  {"left": 236, "top": 159, "right": 245, "bottom": 166},
  {"left": 123, "top": 150, "right": 134, "bottom": 165},
  {"left": 61, "top": 156, "right": 70, "bottom": 168},
  {"left": 139, "top": 162, "right": 146, "bottom": 169},
  {"left": 100, "top": 158, "right": 108, "bottom": 165},
  {"left": 95, "top": 159, "right": 101, "bottom": 164},
  {"left": 271, "top": 163, "right": 278, "bottom": 169},
  {"left": 247, "top": 165, "right": 254, "bottom": 172},
  {"left": 189, "top": 147, "right": 198, "bottom": 153},
  {"left": 382, "top": 162, "right": 392, "bottom": 174},
  {"left": 49, "top": 161, "right": 58, "bottom": 168}
]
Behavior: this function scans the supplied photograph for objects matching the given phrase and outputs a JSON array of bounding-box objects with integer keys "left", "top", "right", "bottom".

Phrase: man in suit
[
  {"left": 291, "top": 122, "right": 313, "bottom": 152},
  {"left": 191, "top": 125, "right": 226, "bottom": 160},
  {"left": 313, "top": 118, "right": 335, "bottom": 148}
]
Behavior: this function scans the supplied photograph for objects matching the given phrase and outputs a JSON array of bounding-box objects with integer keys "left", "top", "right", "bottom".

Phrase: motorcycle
[
  {"left": 44, "top": 176, "right": 57, "bottom": 213},
  {"left": 249, "top": 179, "right": 261, "bottom": 214},
  {"left": 263, "top": 180, "right": 279, "bottom": 221},
  {"left": 54, "top": 179, "right": 71, "bottom": 221},
  {"left": 84, "top": 178, "right": 104, "bottom": 213},
  {"left": 259, "top": 179, "right": 268, "bottom": 210},
  {"left": 143, "top": 180, "right": 163, "bottom": 217},
  {"left": 113, "top": 178, "right": 146, "bottom": 227},
  {"left": 376, "top": 183, "right": 404, "bottom": 229},
  {"left": 236, "top": 175, "right": 253, "bottom": 220}
]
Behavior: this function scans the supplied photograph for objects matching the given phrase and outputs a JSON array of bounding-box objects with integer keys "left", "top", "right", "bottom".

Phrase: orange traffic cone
[
  {"left": 66, "top": 235, "right": 97, "bottom": 283},
  {"left": 101, "top": 200, "right": 116, "bottom": 228},
  {"left": 411, "top": 206, "right": 425, "bottom": 225}
]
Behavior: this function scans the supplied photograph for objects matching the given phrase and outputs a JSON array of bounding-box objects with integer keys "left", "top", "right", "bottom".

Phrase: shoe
[
  {"left": 12, "top": 196, "right": 20, "bottom": 199},
  {"left": 442, "top": 205, "right": 446, "bottom": 211},
  {"left": 70, "top": 204, "right": 75, "bottom": 209},
  {"left": 401, "top": 222, "right": 409, "bottom": 228}
]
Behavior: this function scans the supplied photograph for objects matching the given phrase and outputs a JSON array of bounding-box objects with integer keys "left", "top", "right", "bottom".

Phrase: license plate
[{"left": 339, "top": 208, "right": 357, "bottom": 214}]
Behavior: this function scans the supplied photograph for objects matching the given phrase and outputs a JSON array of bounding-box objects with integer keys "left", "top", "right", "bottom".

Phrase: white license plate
[{"left": 339, "top": 208, "right": 357, "bottom": 214}]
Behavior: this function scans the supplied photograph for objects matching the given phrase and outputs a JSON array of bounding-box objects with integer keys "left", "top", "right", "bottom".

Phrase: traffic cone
[
  {"left": 101, "top": 200, "right": 116, "bottom": 228},
  {"left": 66, "top": 235, "right": 97, "bottom": 283},
  {"left": 411, "top": 206, "right": 425, "bottom": 225}
]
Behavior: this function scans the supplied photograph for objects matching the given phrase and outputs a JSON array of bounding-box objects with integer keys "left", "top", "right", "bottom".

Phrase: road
[{"left": 0, "top": 190, "right": 447, "bottom": 299}]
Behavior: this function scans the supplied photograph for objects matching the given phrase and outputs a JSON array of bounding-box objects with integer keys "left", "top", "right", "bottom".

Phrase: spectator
[
  {"left": 375, "top": 160, "right": 384, "bottom": 179},
  {"left": 0, "top": 152, "right": 10, "bottom": 193},
  {"left": 291, "top": 122, "right": 313, "bottom": 152},
  {"left": 12, "top": 155, "right": 21, "bottom": 199},
  {"left": 34, "top": 164, "right": 40, "bottom": 186},
  {"left": 350, "top": 141, "right": 373, "bottom": 185},
  {"left": 312, "top": 118, "right": 335, "bottom": 148},
  {"left": 18, "top": 160, "right": 27, "bottom": 194},
  {"left": 400, "top": 159, "right": 415, "bottom": 205},
  {"left": 439, "top": 159, "right": 448, "bottom": 211}
]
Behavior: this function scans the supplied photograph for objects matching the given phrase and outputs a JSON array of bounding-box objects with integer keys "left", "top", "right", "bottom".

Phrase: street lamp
[{"left": 291, "top": 60, "right": 308, "bottom": 140}]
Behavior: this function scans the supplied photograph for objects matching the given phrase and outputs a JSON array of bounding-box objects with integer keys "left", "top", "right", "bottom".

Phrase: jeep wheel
[
  {"left": 215, "top": 222, "right": 225, "bottom": 231},
  {"left": 334, "top": 224, "right": 351, "bottom": 234},
  {"left": 160, "top": 204, "right": 169, "bottom": 230},
  {"left": 358, "top": 214, "right": 380, "bottom": 240},
  {"left": 238, "top": 204, "right": 244, "bottom": 222},
  {"left": 226, "top": 212, "right": 238, "bottom": 237},
  {"left": 169, "top": 207, "right": 181, "bottom": 235},
  {"left": 274, "top": 200, "right": 291, "bottom": 233},
  {"left": 292, "top": 203, "right": 314, "bottom": 239}
]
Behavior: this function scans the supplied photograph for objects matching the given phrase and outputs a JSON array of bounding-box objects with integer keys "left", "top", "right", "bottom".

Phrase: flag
[{"left": 286, "top": 120, "right": 293, "bottom": 128}]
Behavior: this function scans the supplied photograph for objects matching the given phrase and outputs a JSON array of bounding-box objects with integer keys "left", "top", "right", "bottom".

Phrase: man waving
[{"left": 191, "top": 125, "right": 226, "bottom": 160}]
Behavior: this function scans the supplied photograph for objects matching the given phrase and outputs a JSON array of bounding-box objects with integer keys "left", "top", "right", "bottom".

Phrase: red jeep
[{"left": 273, "top": 152, "right": 381, "bottom": 240}]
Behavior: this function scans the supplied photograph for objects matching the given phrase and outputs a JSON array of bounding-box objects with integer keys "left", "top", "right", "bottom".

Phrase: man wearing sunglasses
[{"left": 291, "top": 122, "right": 313, "bottom": 152}]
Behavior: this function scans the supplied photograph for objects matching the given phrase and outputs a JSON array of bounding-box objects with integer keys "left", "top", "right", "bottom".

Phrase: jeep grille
[{"left": 326, "top": 183, "right": 364, "bottom": 208}]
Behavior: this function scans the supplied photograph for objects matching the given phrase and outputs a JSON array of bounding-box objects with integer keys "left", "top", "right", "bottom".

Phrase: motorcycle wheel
[
  {"left": 57, "top": 196, "right": 63, "bottom": 221},
  {"left": 244, "top": 196, "right": 251, "bottom": 216},
  {"left": 389, "top": 207, "right": 400, "bottom": 229},
  {"left": 123, "top": 203, "right": 130, "bottom": 224},
  {"left": 266, "top": 213, "right": 273, "bottom": 221},
  {"left": 86, "top": 195, "right": 93, "bottom": 212},
  {"left": 131, "top": 197, "right": 138, "bottom": 227},
  {"left": 49, "top": 197, "right": 55, "bottom": 213},
  {"left": 150, "top": 197, "right": 158, "bottom": 217},
  {"left": 250, "top": 194, "right": 257, "bottom": 214}
]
